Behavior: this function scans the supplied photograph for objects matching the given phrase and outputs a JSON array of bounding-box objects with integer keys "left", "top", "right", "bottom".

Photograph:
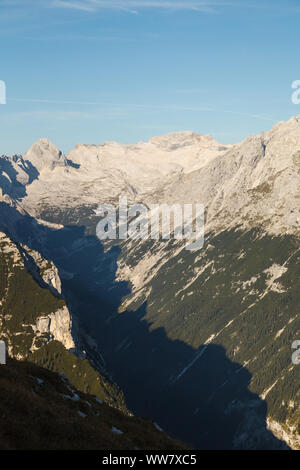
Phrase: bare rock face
[
  {"left": 32, "top": 307, "right": 75, "bottom": 351},
  {"left": 23, "top": 138, "right": 67, "bottom": 173},
  {"left": 267, "top": 418, "right": 300, "bottom": 450},
  {"left": 1, "top": 115, "right": 299, "bottom": 238},
  {"left": 146, "top": 116, "right": 300, "bottom": 237},
  {"left": 0, "top": 231, "right": 75, "bottom": 358},
  {"left": 22, "top": 245, "right": 62, "bottom": 295},
  {"left": 13, "top": 130, "right": 230, "bottom": 212}
]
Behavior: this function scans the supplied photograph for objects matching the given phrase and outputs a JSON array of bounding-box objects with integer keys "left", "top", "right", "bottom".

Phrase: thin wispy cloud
[
  {"left": 48, "top": 0, "right": 300, "bottom": 17},
  {"left": 0, "top": 108, "right": 128, "bottom": 121},
  {"left": 172, "top": 89, "right": 209, "bottom": 95},
  {"left": 8, "top": 97, "right": 276, "bottom": 122},
  {"left": 52, "top": 0, "right": 96, "bottom": 11},
  {"left": 51, "top": 0, "right": 300, "bottom": 15},
  {"left": 51, "top": 1, "right": 218, "bottom": 14},
  {"left": 9, "top": 97, "right": 213, "bottom": 112},
  {"left": 51, "top": 0, "right": 269, "bottom": 14},
  {"left": 3, "top": 1, "right": 300, "bottom": 17}
]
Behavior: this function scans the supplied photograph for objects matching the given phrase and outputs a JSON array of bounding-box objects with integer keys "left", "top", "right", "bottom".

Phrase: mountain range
[{"left": 0, "top": 115, "right": 300, "bottom": 449}]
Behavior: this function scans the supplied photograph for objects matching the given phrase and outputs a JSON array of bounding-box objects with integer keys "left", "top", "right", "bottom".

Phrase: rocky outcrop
[
  {"left": 0, "top": 231, "right": 76, "bottom": 358},
  {"left": 20, "top": 245, "right": 62, "bottom": 295},
  {"left": 267, "top": 418, "right": 300, "bottom": 450},
  {"left": 32, "top": 307, "right": 75, "bottom": 351}
]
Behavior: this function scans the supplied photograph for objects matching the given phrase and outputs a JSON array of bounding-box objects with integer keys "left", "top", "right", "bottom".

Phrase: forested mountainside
[
  {"left": 0, "top": 230, "right": 125, "bottom": 410},
  {"left": 0, "top": 228, "right": 188, "bottom": 449},
  {"left": 0, "top": 116, "right": 300, "bottom": 449}
]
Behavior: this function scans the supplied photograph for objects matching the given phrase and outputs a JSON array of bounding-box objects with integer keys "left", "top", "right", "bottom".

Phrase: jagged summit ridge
[
  {"left": 24, "top": 138, "right": 67, "bottom": 172},
  {"left": 0, "top": 115, "right": 300, "bottom": 236}
]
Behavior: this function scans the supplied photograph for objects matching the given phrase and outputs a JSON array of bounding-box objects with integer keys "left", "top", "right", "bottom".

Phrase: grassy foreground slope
[{"left": 0, "top": 358, "right": 187, "bottom": 450}]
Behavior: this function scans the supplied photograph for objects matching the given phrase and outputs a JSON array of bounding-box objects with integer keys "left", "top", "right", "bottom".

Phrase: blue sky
[{"left": 0, "top": 0, "right": 300, "bottom": 154}]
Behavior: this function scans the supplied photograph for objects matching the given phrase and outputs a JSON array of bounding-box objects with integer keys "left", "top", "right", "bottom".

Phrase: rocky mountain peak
[
  {"left": 148, "top": 131, "right": 217, "bottom": 150},
  {"left": 24, "top": 138, "right": 66, "bottom": 172}
]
